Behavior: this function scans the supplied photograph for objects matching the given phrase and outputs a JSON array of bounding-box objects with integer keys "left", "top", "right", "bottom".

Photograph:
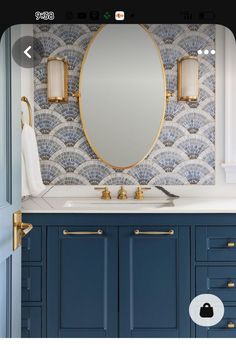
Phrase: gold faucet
[
  {"left": 117, "top": 186, "right": 128, "bottom": 200},
  {"left": 94, "top": 186, "right": 111, "bottom": 200},
  {"left": 134, "top": 186, "right": 151, "bottom": 200}
]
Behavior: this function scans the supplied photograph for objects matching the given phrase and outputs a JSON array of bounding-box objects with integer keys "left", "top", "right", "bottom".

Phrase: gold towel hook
[{"left": 21, "top": 96, "right": 32, "bottom": 128}]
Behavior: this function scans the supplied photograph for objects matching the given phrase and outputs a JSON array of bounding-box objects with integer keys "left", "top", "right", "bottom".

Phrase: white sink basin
[{"left": 63, "top": 199, "right": 174, "bottom": 210}]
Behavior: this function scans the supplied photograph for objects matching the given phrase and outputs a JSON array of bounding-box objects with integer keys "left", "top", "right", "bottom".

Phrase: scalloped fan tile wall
[{"left": 34, "top": 24, "right": 215, "bottom": 185}]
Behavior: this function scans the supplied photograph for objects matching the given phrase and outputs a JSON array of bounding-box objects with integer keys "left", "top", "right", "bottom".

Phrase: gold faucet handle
[
  {"left": 118, "top": 186, "right": 128, "bottom": 200},
  {"left": 94, "top": 186, "right": 111, "bottom": 200},
  {"left": 134, "top": 186, "right": 151, "bottom": 200}
]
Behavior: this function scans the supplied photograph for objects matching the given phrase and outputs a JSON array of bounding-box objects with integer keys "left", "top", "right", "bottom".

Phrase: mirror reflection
[{"left": 79, "top": 24, "right": 166, "bottom": 169}]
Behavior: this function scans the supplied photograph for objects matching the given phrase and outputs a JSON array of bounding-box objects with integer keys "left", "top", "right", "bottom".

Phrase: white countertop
[{"left": 22, "top": 186, "right": 236, "bottom": 213}]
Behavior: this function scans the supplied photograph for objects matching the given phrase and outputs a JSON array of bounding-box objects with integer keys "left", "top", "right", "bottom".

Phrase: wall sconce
[
  {"left": 47, "top": 57, "right": 68, "bottom": 102},
  {"left": 177, "top": 56, "right": 198, "bottom": 102}
]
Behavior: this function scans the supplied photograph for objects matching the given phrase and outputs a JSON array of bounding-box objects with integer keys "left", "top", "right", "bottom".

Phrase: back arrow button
[
  {"left": 12, "top": 36, "right": 43, "bottom": 68},
  {"left": 24, "top": 46, "right": 32, "bottom": 59}
]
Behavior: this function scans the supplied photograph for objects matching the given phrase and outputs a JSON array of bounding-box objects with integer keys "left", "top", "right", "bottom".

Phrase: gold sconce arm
[
  {"left": 166, "top": 90, "right": 174, "bottom": 102},
  {"left": 72, "top": 91, "right": 80, "bottom": 102}
]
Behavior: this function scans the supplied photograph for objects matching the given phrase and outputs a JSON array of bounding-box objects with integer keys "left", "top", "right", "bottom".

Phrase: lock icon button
[{"left": 200, "top": 302, "right": 214, "bottom": 318}]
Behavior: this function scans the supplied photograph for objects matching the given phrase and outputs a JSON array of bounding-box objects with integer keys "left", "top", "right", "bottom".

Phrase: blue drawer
[
  {"left": 22, "top": 307, "right": 42, "bottom": 338},
  {"left": 196, "top": 306, "right": 236, "bottom": 337},
  {"left": 22, "top": 226, "right": 42, "bottom": 262},
  {"left": 22, "top": 266, "right": 42, "bottom": 302},
  {"left": 196, "top": 226, "right": 236, "bottom": 262},
  {"left": 196, "top": 266, "right": 236, "bottom": 302}
]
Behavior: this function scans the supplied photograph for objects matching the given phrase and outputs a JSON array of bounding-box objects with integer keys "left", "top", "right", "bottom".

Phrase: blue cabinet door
[
  {"left": 47, "top": 226, "right": 118, "bottom": 337},
  {"left": 119, "top": 225, "right": 191, "bottom": 337}
]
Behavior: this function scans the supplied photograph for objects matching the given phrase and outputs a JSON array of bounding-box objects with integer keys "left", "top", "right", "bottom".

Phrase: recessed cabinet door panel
[
  {"left": 47, "top": 226, "right": 118, "bottom": 338},
  {"left": 119, "top": 226, "right": 190, "bottom": 337}
]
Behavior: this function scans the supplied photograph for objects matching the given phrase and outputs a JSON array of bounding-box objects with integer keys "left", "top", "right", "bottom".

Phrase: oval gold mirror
[{"left": 79, "top": 24, "right": 166, "bottom": 169}]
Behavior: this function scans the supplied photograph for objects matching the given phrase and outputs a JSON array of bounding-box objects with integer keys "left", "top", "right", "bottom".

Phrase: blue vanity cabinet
[
  {"left": 47, "top": 225, "right": 118, "bottom": 338},
  {"left": 119, "top": 225, "right": 191, "bottom": 337},
  {"left": 21, "top": 213, "right": 236, "bottom": 338}
]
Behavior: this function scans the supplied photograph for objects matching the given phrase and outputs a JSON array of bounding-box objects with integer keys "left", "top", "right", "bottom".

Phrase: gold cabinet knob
[
  {"left": 227, "top": 241, "right": 235, "bottom": 248},
  {"left": 227, "top": 322, "right": 235, "bottom": 329},
  {"left": 227, "top": 281, "right": 235, "bottom": 288},
  {"left": 94, "top": 186, "right": 111, "bottom": 200},
  {"left": 134, "top": 186, "right": 151, "bottom": 200},
  {"left": 118, "top": 186, "right": 128, "bottom": 200}
]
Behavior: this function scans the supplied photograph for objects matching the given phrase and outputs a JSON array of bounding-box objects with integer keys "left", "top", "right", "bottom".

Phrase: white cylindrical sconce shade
[
  {"left": 177, "top": 56, "right": 198, "bottom": 101},
  {"left": 47, "top": 57, "right": 68, "bottom": 102}
]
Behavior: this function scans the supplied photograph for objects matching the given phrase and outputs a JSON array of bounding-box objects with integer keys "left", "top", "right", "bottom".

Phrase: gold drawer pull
[
  {"left": 227, "top": 242, "right": 235, "bottom": 248},
  {"left": 227, "top": 322, "right": 235, "bottom": 329},
  {"left": 63, "top": 229, "right": 103, "bottom": 236},
  {"left": 227, "top": 281, "right": 235, "bottom": 288},
  {"left": 134, "top": 229, "right": 174, "bottom": 236}
]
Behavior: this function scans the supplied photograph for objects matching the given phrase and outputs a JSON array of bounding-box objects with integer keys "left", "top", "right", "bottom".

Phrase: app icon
[
  {"left": 103, "top": 11, "right": 111, "bottom": 20},
  {"left": 90, "top": 11, "right": 99, "bottom": 20},
  {"left": 65, "top": 11, "right": 74, "bottom": 20},
  {"left": 77, "top": 12, "right": 87, "bottom": 19},
  {"left": 115, "top": 11, "right": 125, "bottom": 21}
]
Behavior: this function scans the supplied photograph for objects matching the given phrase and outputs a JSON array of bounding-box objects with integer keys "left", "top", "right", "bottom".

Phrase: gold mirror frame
[{"left": 78, "top": 24, "right": 167, "bottom": 170}]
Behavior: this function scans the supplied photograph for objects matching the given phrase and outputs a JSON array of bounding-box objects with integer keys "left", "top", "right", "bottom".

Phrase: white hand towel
[
  {"left": 22, "top": 123, "right": 46, "bottom": 197},
  {"left": 21, "top": 153, "right": 30, "bottom": 197}
]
